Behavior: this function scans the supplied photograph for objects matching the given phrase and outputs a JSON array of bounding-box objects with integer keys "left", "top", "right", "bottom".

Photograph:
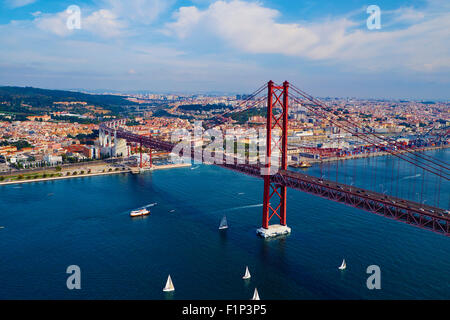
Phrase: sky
[{"left": 0, "top": 0, "right": 449, "bottom": 99}]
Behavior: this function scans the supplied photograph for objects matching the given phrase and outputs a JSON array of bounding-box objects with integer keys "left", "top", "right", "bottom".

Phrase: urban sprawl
[{"left": 0, "top": 91, "right": 448, "bottom": 179}]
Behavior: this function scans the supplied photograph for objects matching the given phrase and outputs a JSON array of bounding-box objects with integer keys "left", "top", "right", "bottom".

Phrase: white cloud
[
  {"left": 83, "top": 9, "right": 126, "bottom": 38},
  {"left": 35, "top": 11, "right": 73, "bottom": 37},
  {"left": 32, "top": 0, "right": 172, "bottom": 38},
  {"left": 6, "top": 0, "right": 36, "bottom": 8},
  {"left": 164, "top": 6, "right": 204, "bottom": 38},
  {"left": 34, "top": 8, "right": 126, "bottom": 38},
  {"left": 165, "top": 0, "right": 450, "bottom": 73}
]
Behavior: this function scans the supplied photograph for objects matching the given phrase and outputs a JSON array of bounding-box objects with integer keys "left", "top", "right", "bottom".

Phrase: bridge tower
[{"left": 257, "top": 80, "right": 292, "bottom": 238}]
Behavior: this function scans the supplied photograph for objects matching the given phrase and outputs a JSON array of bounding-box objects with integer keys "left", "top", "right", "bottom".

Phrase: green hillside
[{"left": 0, "top": 86, "right": 136, "bottom": 117}]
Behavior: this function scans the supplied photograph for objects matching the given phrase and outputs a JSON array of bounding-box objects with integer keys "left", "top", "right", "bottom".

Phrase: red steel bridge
[{"left": 100, "top": 81, "right": 450, "bottom": 237}]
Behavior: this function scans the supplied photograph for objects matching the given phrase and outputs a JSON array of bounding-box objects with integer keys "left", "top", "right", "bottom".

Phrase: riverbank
[
  {"left": 0, "top": 169, "right": 131, "bottom": 186},
  {"left": 299, "top": 145, "right": 449, "bottom": 164},
  {"left": 0, "top": 163, "right": 191, "bottom": 186}
]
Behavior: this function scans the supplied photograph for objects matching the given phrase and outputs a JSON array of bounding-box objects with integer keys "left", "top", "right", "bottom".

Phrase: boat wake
[
  {"left": 190, "top": 166, "right": 199, "bottom": 170},
  {"left": 217, "top": 203, "right": 263, "bottom": 214},
  {"left": 143, "top": 202, "right": 157, "bottom": 208},
  {"left": 401, "top": 173, "right": 421, "bottom": 181}
]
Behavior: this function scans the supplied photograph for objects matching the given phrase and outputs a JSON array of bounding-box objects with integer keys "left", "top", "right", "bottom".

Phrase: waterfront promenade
[{"left": 0, "top": 162, "right": 191, "bottom": 186}]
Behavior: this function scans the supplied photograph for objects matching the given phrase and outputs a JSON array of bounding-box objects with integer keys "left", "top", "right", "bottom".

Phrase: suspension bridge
[{"left": 99, "top": 81, "right": 449, "bottom": 237}]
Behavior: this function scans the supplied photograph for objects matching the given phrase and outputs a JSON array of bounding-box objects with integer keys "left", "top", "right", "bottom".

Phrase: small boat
[
  {"left": 163, "top": 275, "right": 175, "bottom": 292},
  {"left": 251, "top": 288, "right": 260, "bottom": 300},
  {"left": 242, "top": 266, "right": 251, "bottom": 280},
  {"left": 299, "top": 161, "right": 312, "bottom": 168},
  {"left": 130, "top": 208, "right": 150, "bottom": 217},
  {"left": 219, "top": 215, "right": 228, "bottom": 230},
  {"left": 338, "top": 259, "right": 346, "bottom": 270}
]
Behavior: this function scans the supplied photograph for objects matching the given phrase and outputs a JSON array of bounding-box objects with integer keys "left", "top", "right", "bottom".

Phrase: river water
[{"left": 0, "top": 150, "right": 448, "bottom": 299}]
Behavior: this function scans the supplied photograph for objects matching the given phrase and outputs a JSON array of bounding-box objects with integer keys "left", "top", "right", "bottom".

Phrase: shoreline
[
  {"left": 300, "top": 145, "right": 449, "bottom": 164},
  {"left": 0, "top": 163, "right": 192, "bottom": 186},
  {"left": 0, "top": 169, "right": 131, "bottom": 186}
]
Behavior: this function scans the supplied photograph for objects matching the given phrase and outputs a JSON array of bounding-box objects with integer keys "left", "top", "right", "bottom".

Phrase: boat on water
[
  {"left": 290, "top": 161, "right": 312, "bottom": 169},
  {"left": 338, "top": 259, "right": 346, "bottom": 270},
  {"left": 299, "top": 161, "right": 312, "bottom": 168},
  {"left": 219, "top": 215, "right": 228, "bottom": 230},
  {"left": 242, "top": 266, "right": 251, "bottom": 280},
  {"left": 163, "top": 275, "right": 175, "bottom": 292},
  {"left": 251, "top": 288, "right": 260, "bottom": 300},
  {"left": 130, "top": 208, "right": 150, "bottom": 217}
]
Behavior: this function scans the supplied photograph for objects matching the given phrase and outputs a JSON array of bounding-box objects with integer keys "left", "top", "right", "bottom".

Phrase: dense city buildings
[{"left": 0, "top": 89, "right": 448, "bottom": 174}]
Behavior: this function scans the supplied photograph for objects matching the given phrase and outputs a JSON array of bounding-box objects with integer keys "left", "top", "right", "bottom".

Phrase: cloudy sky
[{"left": 0, "top": 0, "right": 449, "bottom": 98}]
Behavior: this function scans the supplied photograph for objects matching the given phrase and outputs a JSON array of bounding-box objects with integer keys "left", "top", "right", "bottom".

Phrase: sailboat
[
  {"left": 163, "top": 275, "right": 175, "bottom": 292},
  {"left": 242, "top": 266, "right": 251, "bottom": 280},
  {"left": 219, "top": 215, "right": 228, "bottom": 230},
  {"left": 251, "top": 288, "right": 260, "bottom": 300},
  {"left": 338, "top": 259, "right": 346, "bottom": 270}
]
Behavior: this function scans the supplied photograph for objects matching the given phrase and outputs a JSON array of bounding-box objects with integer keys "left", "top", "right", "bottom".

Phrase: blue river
[{"left": 0, "top": 149, "right": 449, "bottom": 299}]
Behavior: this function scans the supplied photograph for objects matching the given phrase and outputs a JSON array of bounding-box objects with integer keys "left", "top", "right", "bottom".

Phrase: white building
[{"left": 44, "top": 154, "right": 62, "bottom": 165}]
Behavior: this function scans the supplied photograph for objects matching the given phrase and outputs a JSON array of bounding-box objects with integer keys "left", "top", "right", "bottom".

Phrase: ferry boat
[{"left": 130, "top": 208, "right": 150, "bottom": 217}]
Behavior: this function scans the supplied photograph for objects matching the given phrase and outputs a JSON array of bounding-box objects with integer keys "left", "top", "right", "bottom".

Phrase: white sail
[
  {"left": 251, "top": 288, "right": 260, "bottom": 300},
  {"left": 242, "top": 266, "right": 251, "bottom": 280},
  {"left": 219, "top": 215, "right": 228, "bottom": 230},
  {"left": 163, "top": 275, "right": 175, "bottom": 292},
  {"left": 338, "top": 259, "right": 346, "bottom": 270}
]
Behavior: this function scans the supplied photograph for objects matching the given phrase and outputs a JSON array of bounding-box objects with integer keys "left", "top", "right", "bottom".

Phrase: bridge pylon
[{"left": 257, "top": 80, "right": 292, "bottom": 238}]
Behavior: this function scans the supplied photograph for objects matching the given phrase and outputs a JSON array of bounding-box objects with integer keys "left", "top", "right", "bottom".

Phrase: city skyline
[{"left": 1, "top": 0, "right": 449, "bottom": 99}]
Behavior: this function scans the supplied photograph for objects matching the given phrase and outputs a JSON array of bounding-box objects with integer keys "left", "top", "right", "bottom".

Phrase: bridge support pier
[
  {"left": 258, "top": 80, "right": 291, "bottom": 238},
  {"left": 139, "top": 141, "right": 143, "bottom": 169},
  {"left": 257, "top": 224, "right": 292, "bottom": 238},
  {"left": 149, "top": 148, "right": 152, "bottom": 168}
]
